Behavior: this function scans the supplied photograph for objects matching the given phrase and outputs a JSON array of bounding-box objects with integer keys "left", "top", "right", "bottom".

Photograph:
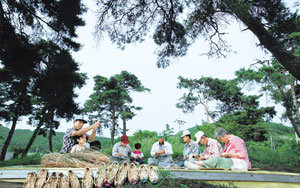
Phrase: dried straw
[
  {"left": 23, "top": 172, "right": 36, "bottom": 188},
  {"left": 115, "top": 162, "right": 129, "bottom": 187},
  {"left": 68, "top": 170, "right": 81, "bottom": 188},
  {"left": 58, "top": 173, "right": 70, "bottom": 188},
  {"left": 94, "top": 162, "right": 106, "bottom": 187},
  {"left": 128, "top": 163, "right": 139, "bottom": 184},
  {"left": 41, "top": 150, "right": 109, "bottom": 168},
  {"left": 105, "top": 161, "right": 119, "bottom": 186},
  {"left": 44, "top": 172, "right": 57, "bottom": 188},
  {"left": 34, "top": 169, "right": 48, "bottom": 188},
  {"left": 82, "top": 168, "right": 93, "bottom": 188},
  {"left": 139, "top": 164, "right": 149, "bottom": 183},
  {"left": 149, "top": 165, "right": 159, "bottom": 184}
]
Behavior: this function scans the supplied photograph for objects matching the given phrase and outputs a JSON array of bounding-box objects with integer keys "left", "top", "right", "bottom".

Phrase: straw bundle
[
  {"left": 114, "top": 162, "right": 129, "bottom": 187},
  {"left": 68, "top": 170, "right": 81, "bottom": 188},
  {"left": 23, "top": 172, "right": 36, "bottom": 188},
  {"left": 139, "top": 164, "right": 149, "bottom": 183},
  {"left": 82, "top": 168, "right": 93, "bottom": 188},
  {"left": 149, "top": 166, "right": 159, "bottom": 184},
  {"left": 105, "top": 161, "right": 119, "bottom": 186},
  {"left": 34, "top": 169, "right": 48, "bottom": 188},
  {"left": 94, "top": 162, "right": 106, "bottom": 187},
  {"left": 44, "top": 172, "right": 57, "bottom": 188},
  {"left": 58, "top": 173, "right": 70, "bottom": 188},
  {"left": 128, "top": 163, "right": 139, "bottom": 184},
  {"left": 41, "top": 150, "right": 109, "bottom": 168}
]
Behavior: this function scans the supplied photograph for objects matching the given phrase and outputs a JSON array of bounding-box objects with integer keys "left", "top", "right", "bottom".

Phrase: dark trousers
[{"left": 130, "top": 157, "right": 144, "bottom": 164}]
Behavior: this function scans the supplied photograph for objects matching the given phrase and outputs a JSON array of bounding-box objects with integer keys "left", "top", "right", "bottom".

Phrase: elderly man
[
  {"left": 111, "top": 135, "right": 132, "bottom": 163},
  {"left": 193, "top": 131, "right": 223, "bottom": 160},
  {"left": 148, "top": 132, "right": 173, "bottom": 167},
  {"left": 60, "top": 117, "right": 100, "bottom": 153},
  {"left": 177, "top": 130, "right": 200, "bottom": 167}
]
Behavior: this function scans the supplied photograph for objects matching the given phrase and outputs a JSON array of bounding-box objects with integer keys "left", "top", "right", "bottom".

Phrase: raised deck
[{"left": 1, "top": 166, "right": 300, "bottom": 188}]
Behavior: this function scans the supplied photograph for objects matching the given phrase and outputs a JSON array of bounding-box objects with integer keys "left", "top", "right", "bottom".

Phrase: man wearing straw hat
[
  {"left": 60, "top": 116, "right": 100, "bottom": 153},
  {"left": 148, "top": 132, "right": 173, "bottom": 167}
]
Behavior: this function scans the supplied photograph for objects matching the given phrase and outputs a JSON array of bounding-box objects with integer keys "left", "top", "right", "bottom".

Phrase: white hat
[
  {"left": 181, "top": 130, "right": 190, "bottom": 137},
  {"left": 195, "top": 131, "right": 205, "bottom": 143}
]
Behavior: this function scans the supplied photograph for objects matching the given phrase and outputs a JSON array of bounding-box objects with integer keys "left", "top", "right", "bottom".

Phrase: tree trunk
[
  {"left": 122, "top": 118, "right": 127, "bottom": 135},
  {"left": 111, "top": 109, "right": 116, "bottom": 146},
  {"left": 22, "top": 121, "right": 43, "bottom": 157},
  {"left": 290, "top": 79, "right": 300, "bottom": 137},
  {"left": 0, "top": 116, "right": 18, "bottom": 161},
  {"left": 224, "top": 0, "right": 300, "bottom": 80},
  {"left": 278, "top": 86, "right": 300, "bottom": 137},
  {"left": 48, "top": 110, "right": 54, "bottom": 152}
]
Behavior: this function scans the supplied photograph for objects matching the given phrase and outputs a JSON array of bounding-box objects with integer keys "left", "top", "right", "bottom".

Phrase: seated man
[
  {"left": 193, "top": 131, "right": 223, "bottom": 160},
  {"left": 148, "top": 132, "right": 173, "bottom": 167},
  {"left": 111, "top": 135, "right": 132, "bottom": 163},
  {"left": 178, "top": 130, "right": 200, "bottom": 167},
  {"left": 60, "top": 117, "right": 100, "bottom": 153}
]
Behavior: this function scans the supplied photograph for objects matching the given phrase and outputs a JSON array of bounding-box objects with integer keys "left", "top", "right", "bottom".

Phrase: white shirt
[{"left": 150, "top": 141, "right": 173, "bottom": 157}]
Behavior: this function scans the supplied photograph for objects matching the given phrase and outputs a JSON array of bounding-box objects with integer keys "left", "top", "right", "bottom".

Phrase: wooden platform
[{"left": 1, "top": 166, "right": 300, "bottom": 188}]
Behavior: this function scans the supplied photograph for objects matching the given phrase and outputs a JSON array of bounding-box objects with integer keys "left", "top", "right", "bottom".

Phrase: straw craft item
[
  {"left": 105, "top": 161, "right": 119, "bottom": 186},
  {"left": 23, "top": 172, "right": 37, "bottom": 188},
  {"left": 82, "top": 168, "right": 94, "bottom": 188},
  {"left": 94, "top": 162, "right": 107, "bottom": 188},
  {"left": 128, "top": 163, "right": 139, "bottom": 184},
  {"left": 58, "top": 172, "right": 70, "bottom": 188},
  {"left": 34, "top": 169, "right": 48, "bottom": 188},
  {"left": 68, "top": 170, "right": 81, "bottom": 188},
  {"left": 114, "top": 162, "right": 129, "bottom": 187},
  {"left": 44, "top": 172, "right": 57, "bottom": 188},
  {"left": 41, "top": 150, "right": 109, "bottom": 168},
  {"left": 139, "top": 164, "right": 149, "bottom": 183},
  {"left": 149, "top": 165, "right": 159, "bottom": 184}
]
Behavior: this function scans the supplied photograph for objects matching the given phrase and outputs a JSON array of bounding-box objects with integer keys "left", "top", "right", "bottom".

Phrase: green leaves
[{"left": 84, "top": 71, "right": 149, "bottom": 144}]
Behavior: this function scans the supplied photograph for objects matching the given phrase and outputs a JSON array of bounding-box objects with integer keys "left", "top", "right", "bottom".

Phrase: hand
[
  {"left": 118, "top": 153, "right": 123, "bottom": 157},
  {"left": 160, "top": 150, "right": 165, "bottom": 155},
  {"left": 134, "top": 156, "right": 137, "bottom": 159},
  {"left": 93, "top": 120, "right": 100, "bottom": 129},
  {"left": 220, "top": 153, "right": 230, "bottom": 158}
]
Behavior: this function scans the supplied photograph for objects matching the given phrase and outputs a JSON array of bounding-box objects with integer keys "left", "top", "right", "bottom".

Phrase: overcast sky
[{"left": 63, "top": 0, "right": 275, "bottom": 138}]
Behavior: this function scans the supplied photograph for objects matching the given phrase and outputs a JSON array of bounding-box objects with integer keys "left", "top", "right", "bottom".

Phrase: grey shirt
[
  {"left": 112, "top": 142, "right": 132, "bottom": 159},
  {"left": 183, "top": 139, "right": 200, "bottom": 157}
]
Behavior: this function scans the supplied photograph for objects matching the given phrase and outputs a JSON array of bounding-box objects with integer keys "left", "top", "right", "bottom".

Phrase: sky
[
  {"left": 2, "top": 0, "right": 297, "bottom": 138},
  {"left": 64, "top": 0, "right": 273, "bottom": 137}
]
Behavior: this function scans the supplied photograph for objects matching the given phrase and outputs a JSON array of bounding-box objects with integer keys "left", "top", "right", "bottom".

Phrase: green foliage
[
  {"left": 247, "top": 140, "right": 300, "bottom": 172},
  {"left": 83, "top": 71, "right": 150, "bottom": 145},
  {"left": 216, "top": 105, "right": 277, "bottom": 142},
  {"left": 163, "top": 124, "right": 174, "bottom": 139},
  {"left": 235, "top": 60, "right": 300, "bottom": 137},
  {"left": 0, "top": 153, "right": 41, "bottom": 167}
]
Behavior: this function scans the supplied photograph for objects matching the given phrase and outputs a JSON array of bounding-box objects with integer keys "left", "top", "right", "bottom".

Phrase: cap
[
  {"left": 181, "top": 130, "right": 191, "bottom": 137},
  {"left": 195, "top": 131, "right": 205, "bottom": 143},
  {"left": 74, "top": 116, "right": 87, "bottom": 124},
  {"left": 157, "top": 132, "right": 164, "bottom": 138},
  {"left": 121, "top": 135, "right": 130, "bottom": 144}
]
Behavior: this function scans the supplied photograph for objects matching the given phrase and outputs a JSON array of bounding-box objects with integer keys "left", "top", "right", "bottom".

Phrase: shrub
[{"left": 0, "top": 153, "right": 41, "bottom": 167}]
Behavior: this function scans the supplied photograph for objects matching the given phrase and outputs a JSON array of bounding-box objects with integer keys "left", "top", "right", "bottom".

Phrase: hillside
[{"left": 0, "top": 126, "right": 110, "bottom": 153}]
